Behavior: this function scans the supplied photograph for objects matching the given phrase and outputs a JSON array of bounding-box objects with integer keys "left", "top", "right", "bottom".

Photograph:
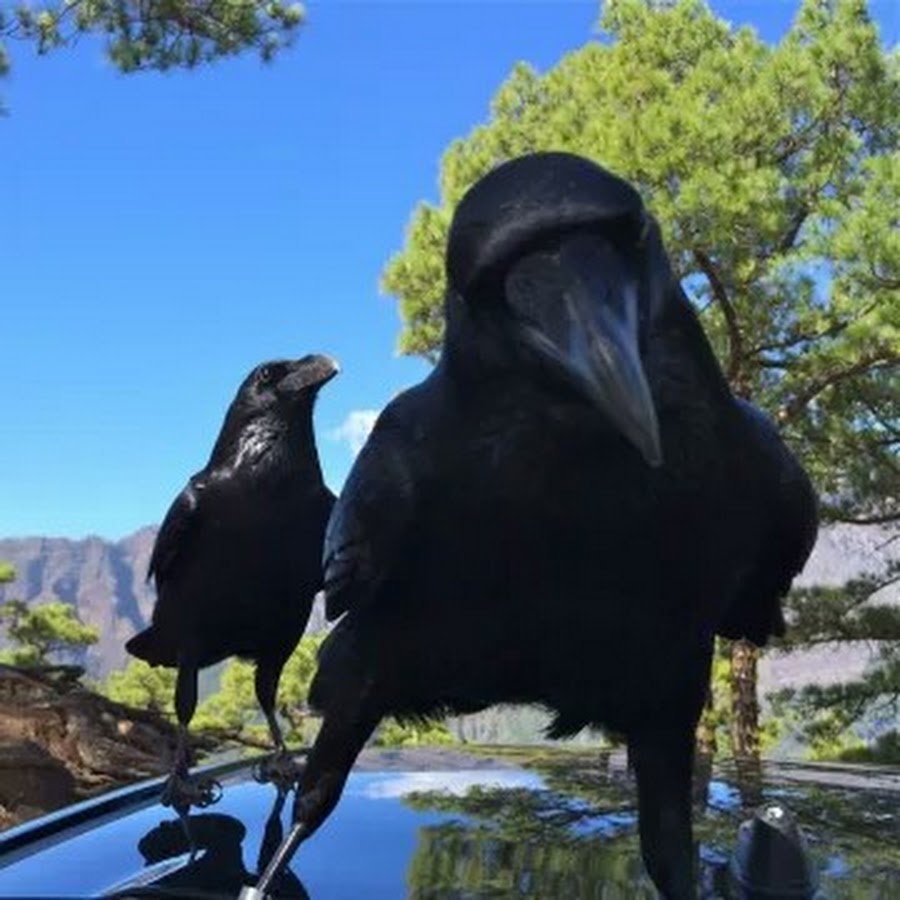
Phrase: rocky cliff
[{"left": 0, "top": 529, "right": 158, "bottom": 677}]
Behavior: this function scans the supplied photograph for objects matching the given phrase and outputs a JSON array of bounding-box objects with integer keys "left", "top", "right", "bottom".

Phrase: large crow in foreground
[
  {"left": 127, "top": 354, "right": 338, "bottom": 811},
  {"left": 278, "top": 154, "right": 817, "bottom": 898}
]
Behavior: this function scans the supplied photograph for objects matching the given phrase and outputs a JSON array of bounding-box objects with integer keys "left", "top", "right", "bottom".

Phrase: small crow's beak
[
  {"left": 511, "top": 234, "right": 662, "bottom": 467},
  {"left": 279, "top": 354, "right": 341, "bottom": 393}
]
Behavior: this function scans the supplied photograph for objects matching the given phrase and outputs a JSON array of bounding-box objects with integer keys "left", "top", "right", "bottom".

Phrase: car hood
[{"left": 0, "top": 748, "right": 897, "bottom": 898}]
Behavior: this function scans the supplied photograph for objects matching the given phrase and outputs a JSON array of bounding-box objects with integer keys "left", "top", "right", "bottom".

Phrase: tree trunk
[
  {"left": 694, "top": 689, "right": 717, "bottom": 809},
  {"left": 729, "top": 639, "right": 761, "bottom": 760},
  {"left": 692, "top": 749, "right": 714, "bottom": 811},
  {"left": 734, "top": 750, "right": 764, "bottom": 810},
  {"left": 696, "top": 690, "right": 718, "bottom": 758},
  {"left": 0, "top": 740, "right": 77, "bottom": 828}
]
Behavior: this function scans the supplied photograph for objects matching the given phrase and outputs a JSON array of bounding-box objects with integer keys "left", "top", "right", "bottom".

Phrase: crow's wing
[
  {"left": 717, "top": 399, "right": 819, "bottom": 645},
  {"left": 322, "top": 402, "right": 430, "bottom": 622},
  {"left": 147, "top": 475, "right": 210, "bottom": 587},
  {"left": 738, "top": 398, "right": 819, "bottom": 586}
]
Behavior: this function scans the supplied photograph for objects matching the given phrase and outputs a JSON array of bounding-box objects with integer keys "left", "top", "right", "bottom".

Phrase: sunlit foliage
[
  {"left": 0, "top": 0, "right": 304, "bottom": 111},
  {"left": 0, "top": 568, "right": 99, "bottom": 667}
]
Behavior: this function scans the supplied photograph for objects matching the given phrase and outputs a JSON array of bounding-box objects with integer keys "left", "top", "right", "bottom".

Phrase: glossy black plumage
[
  {"left": 290, "top": 154, "right": 818, "bottom": 898},
  {"left": 126, "top": 354, "right": 338, "bottom": 808}
]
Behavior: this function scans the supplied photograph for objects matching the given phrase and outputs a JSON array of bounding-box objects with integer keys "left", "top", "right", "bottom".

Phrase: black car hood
[{"left": 1, "top": 748, "right": 898, "bottom": 898}]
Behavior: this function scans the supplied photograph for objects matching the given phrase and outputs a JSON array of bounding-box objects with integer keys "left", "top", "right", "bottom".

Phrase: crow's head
[
  {"left": 446, "top": 151, "right": 673, "bottom": 467},
  {"left": 235, "top": 354, "right": 340, "bottom": 417}
]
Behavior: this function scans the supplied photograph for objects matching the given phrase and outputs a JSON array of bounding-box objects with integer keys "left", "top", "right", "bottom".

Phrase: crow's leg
[
  {"left": 252, "top": 654, "right": 304, "bottom": 788},
  {"left": 251, "top": 787, "right": 312, "bottom": 900},
  {"left": 628, "top": 726, "right": 697, "bottom": 900},
  {"left": 161, "top": 659, "right": 222, "bottom": 812},
  {"left": 257, "top": 785, "right": 290, "bottom": 872},
  {"left": 248, "top": 701, "right": 381, "bottom": 895},
  {"left": 293, "top": 702, "right": 380, "bottom": 837}
]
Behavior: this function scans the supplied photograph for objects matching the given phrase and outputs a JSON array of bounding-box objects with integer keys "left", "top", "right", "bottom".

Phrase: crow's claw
[
  {"left": 253, "top": 750, "right": 306, "bottom": 789},
  {"left": 160, "top": 772, "right": 223, "bottom": 813},
  {"left": 195, "top": 777, "right": 223, "bottom": 807}
]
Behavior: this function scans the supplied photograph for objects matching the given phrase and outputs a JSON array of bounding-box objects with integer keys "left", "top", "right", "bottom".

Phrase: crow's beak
[
  {"left": 513, "top": 234, "right": 662, "bottom": 467},
  {"left": 280, "top": 354, "right": 341, "bottom": 393}
]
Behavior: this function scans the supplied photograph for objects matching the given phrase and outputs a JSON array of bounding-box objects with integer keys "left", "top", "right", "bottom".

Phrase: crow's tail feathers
[{"left": 125, "top": 626, "right": 177, "bottom": 667}]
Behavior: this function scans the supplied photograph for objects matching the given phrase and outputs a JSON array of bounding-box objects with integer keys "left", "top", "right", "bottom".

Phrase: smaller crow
[{"left": 126, "top": 355, "right": 338, "bottom": 811}]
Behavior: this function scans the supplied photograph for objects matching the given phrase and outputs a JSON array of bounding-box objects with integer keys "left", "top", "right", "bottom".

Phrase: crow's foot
[
  {"left": 160, "top": 771, "right": 222, "bottom": 813},
  {"left": 253, "top": 749, "right": 306, "bottom": 790}
]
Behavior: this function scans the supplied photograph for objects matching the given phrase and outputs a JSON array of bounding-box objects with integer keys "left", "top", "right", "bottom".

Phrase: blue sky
[{"left": 1, "top": 1, "right": 897, "bottom": 540}]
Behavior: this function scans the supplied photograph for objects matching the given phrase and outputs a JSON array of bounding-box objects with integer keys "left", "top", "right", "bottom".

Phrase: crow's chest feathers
[
  {"left": 455, "top": 396, "right": 727, "bottom": 545},
  {"left": 211, "top": 423, "right": 314, "bottom": 518}
]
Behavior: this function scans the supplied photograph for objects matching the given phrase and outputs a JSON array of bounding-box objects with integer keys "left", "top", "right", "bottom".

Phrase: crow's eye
[{"left": 258, "top": 366, "right": 273, "bottom": 384}]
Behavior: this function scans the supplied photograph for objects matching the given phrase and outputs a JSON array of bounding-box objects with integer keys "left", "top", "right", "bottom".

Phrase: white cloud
[
  {"left": 354, "top": 769, "right": 543, "bottom": 800},
  {"left": 329, "top": 409, "right": 380, "bottom": 456}
]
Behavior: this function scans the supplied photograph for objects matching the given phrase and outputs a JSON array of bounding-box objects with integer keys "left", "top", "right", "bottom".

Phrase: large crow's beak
[
  {"left": 512, "top": 234, "right": 662, "bottom": 467},
  {"left": 279, "top": 354, "right": 341, "bottom": 393}
]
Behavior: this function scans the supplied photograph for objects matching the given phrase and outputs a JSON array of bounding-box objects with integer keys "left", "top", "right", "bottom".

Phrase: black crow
[
  {"left": 126, "top": 354, "right": 338, "bottom": 811},
  {"left": 273, "top": 154, "right": 817, "bottom": 899}
]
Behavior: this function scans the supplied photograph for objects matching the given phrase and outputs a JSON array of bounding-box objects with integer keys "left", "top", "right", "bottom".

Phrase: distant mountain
[
  {"left": 0, "top": 527, "right": 332, "bottom": 679},
  {"left": 0, "top": 524, "right": 896, "bottom": 695},
  {"left": 762, "top": 522, "right": 898, "bottom": 700},
  {"left": 0, "top": 529, "right": 158, "bottom": 677}
]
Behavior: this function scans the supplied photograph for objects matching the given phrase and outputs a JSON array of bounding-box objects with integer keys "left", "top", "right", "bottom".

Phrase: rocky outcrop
[
  {"left": 0, "top": 740, "right": 76, "bottom": 827},
  {"left": 0, "top": 664, "right": 190, "bottom": 827}
]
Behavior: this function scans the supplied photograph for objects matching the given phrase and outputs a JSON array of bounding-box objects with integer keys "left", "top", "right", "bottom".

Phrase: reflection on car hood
[{"left": 0, "top": 749, "right": 897, "bottom": 898}]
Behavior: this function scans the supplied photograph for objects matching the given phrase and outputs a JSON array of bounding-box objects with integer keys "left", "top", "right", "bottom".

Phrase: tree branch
[
  {"left": 0, "top": 662, "right": 84, "bottom": 684},
  {"left": 859, "top": 395, "right": 900, "bottom": 437},
  {"left": 866, "top": 262, "right": 900, "bottom": 291},
  {"left": 195, "top": 726, "right": 276, "bottom": 752},
  {"left": 749, "top": 298, "right": 882, "bottom": 359},
  {"left": 779, "top": 635, "right": 891, "bottom": 649},
  {"left": 694, "top": 249, "right": 744, "bottom": 385},
  {"left": 0, "top": 0, "right": 86, "bottom": 42},
  {"left": 777, "top": 204, "right": 809, "bottom": 254},
  {"left": 757, "top": 357, "right": 794, "bottom": 369},
  {"left": 825, "top": 509, "right": 900, "bottom": 526},
  {"left": 778, "top": 353, "right": 899, "bottom": 422}
]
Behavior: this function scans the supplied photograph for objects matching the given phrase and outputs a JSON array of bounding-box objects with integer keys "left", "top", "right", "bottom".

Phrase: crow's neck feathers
[
  {"left": 231, "top": 418, "right": 284, "bottom": 470},
  {"left": 207, "top": 406, "right": 323, "bottom": 485}
]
